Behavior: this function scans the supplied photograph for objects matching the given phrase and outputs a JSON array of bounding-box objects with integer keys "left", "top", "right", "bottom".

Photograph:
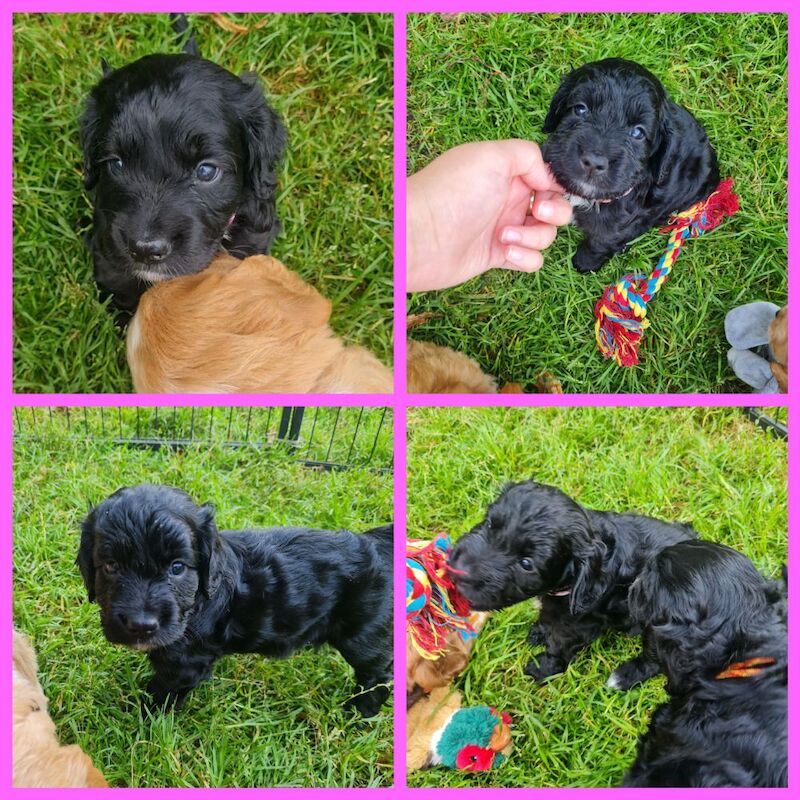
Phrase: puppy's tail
[{"left": 170, "top": 13, "right": 199, "bottom": 56}]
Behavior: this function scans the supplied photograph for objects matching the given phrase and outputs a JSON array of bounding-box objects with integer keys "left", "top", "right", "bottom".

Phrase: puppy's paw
[
  {"left": 144, "top": 678, "right": 186, "bottom": 713},
  {"left": 607, "top": 658, "right": 659, "bottom": 691},
  {"left": 572, "top": 243, "right": 607, "bottom": 273},
  {"left": 527, "top": 623, "right": 547, "bottom": 647},
  {"left": 344, "top": 685, "right": 388, "bottom": 718},
  {"left": 523, "top": 656, "right": 564, "bottom": 683}
]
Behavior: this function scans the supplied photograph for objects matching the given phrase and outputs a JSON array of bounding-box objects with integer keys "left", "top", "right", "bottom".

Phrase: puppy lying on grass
[
  {"left": 78, "top": 484, "right": 393, "bottom": 716},
  {"left": 13, "top": 630, "right": 108, "bottom": 788},
  {"left": 127, "top": 253, "right": 393, "bottom": 393},
  {"left": 625, "top": 541, "right": 786, "bottom": 786}
]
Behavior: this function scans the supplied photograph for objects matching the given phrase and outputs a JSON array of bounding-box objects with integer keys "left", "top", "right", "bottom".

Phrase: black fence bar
[{"left": 743, "top": 407, "right": 788, "bottom": 441}]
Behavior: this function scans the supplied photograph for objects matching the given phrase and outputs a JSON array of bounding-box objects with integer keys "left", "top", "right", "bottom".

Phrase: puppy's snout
[
  {"left": 580, "top": 151, "right": 609, "bottom": 176},
  {"left": 117, "top": 611, "right": 159, "bottom": 637},
  {"left": 129, "top": 237, "right": 172, "bottom": 264}
]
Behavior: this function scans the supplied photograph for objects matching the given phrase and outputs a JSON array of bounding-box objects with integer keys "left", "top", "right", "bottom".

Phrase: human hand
[{"left": 407, "top": 139, "right": 573, "bottom": 292}]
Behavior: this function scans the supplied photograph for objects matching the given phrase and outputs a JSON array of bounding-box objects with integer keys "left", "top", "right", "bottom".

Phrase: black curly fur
[
  {"left": 77, "top": 484, "right": 392, "bottom": 716},
  {"left": 449, "top": 480, "right": 697, "bottom": 685}
]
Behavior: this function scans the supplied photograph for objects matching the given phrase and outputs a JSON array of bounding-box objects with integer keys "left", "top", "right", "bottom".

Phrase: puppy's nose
[
  {"left": 118, "top": 612, "right": 159, "bottom": 636},
  {"left": 580, "top": 152, "right": 609, "bottom": 175},
  {"left": 130, "top": 238, "right": 172, "bottom": 264}
]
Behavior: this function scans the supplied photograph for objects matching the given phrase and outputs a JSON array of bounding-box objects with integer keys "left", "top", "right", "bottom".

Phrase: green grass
[
  {"left": 407, "top": 13, "right": 787, "bottom": 393},
  {"left": 13, "top": 408, "right": 394, "bottom": 787},
  {"left": 13, "top": 13, "right": 393, "bottom": 393},
  {"left": 406, "top": 406, "right": 786, "bottom": 787}
]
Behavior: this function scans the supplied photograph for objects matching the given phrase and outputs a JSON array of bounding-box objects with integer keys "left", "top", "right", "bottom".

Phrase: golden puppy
[
  {"left": 407, "top": 341, "right": 499, "bottom": 393},
  {"left": 128, "top": 253, "right": 393, "bottom": 393},
  {"left": 13, "top": 630, "right": 108, "bottom": 788}
]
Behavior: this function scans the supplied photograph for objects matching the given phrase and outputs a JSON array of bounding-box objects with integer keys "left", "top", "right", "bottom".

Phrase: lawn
[
  {"left": 13, "top": 13, "right": 394, "bottom": 393},
  {"left": 13, "top": 407, "right": 394, "bottom": 787},
  {"left": 406, "top": 406, "right": 787, "bottom": 787},
  {"left": 406, "top": 13, "right": 787, "bottom": 393}
]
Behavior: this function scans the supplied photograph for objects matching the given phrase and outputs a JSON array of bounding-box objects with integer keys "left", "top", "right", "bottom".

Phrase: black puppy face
[
  {"left": 449, "top": 481, "right": 595, "bottom": 611},
  {"left": 81, "top": 53, "right": 286, "bottom": 289},
  {"left": 78, "top": 484, "right": 216, "bottom": 651},
  {"left": 542, "top": 58, "right": 666, "bottom": 201}
]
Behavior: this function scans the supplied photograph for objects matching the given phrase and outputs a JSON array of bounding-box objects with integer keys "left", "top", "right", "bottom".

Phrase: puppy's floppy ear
[
  {"left": 569, "top": 538, "right": 610, "bottom": 616},
  {"left": 543, "top": 69, "right": 578, "bottom": 134},
  {"left": 77, "top": 509, "right": 97, "bottom": 602},
  {"left": 191, "top": 502, "right": 219, "bottom": 597},
  {"left": 646, "top": 100, "right": 688, "bottom": 201},
  {"left": 235, "top": 74, "right": 288, "bottom": 241}
]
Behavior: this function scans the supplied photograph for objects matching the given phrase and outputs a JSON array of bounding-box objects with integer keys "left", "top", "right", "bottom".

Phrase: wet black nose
[
  {"left": 580, "top": 151, "right": 609, "bottom": 175},
  {"left": 129, "top": 238, "right": 172, "bottom": 263},
  {"left": 118, "top": 612, "right": 159, "bottom": 637}
]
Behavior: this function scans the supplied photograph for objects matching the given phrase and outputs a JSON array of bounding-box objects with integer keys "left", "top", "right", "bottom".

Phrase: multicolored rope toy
[
  {"left": 407, "top": 535, "right": 476, "bottom": 660},
  {"left": 595, "top": 177, "right": 740, "bottom": 367}
]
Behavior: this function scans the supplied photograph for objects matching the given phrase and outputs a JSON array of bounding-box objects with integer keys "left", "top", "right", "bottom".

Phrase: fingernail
[
  {"left": 537, "top": 201, "right": 553, "bottom": 220},
  {"left": 501, "top": 228, "right": 521, "bottom": 244},
  {"left": 506, "top": 246, "right": 521, "bottom": 262}
]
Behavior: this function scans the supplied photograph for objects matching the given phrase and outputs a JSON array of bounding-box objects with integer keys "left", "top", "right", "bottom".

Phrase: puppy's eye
[
  {"left": 519, "top": 558, "right": 533, "bottom": 572},
  {"left": 102, "top": 561, "right": 117, "bottom": 575},
  {"left": 572, "top": 103, "right": 589, "bottom": 117},
  {"left": 107, "top": 158, "right": 124, "bottom": 175},
  {"left": 169, "top": 561, "right": 186, "bottom": 576},
  {"left": 195, "top": 163, "right": 220, "bottom": 182},
  {"left": 630, "top": 126, "right": 646, "bottom": 140}
]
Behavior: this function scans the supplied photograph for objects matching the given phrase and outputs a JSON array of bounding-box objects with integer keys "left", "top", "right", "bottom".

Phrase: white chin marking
[
  {"left": 531, "top": 597, "right": 542, "bottom": 612},
  {"left": 606, "top": 672, "right": 622, "bottom": 690},
  {"left": 134, "top": 269, "right": 170, "bottom": 283}
]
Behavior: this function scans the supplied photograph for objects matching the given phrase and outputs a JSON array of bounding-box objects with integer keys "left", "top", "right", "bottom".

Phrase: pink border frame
[{"left": 5, "top": 3, "right": 796, "bottom": 795}]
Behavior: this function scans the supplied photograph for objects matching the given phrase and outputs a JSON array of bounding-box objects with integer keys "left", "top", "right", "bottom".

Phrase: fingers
[
  {"left": 529, "top": 190, "right": 573, "bottom": 227},
  {"left": 498, "top": 138, "right": 566, "bottom": 193},
  {"left": 501, "top": 221, "right": 558, "bottom": 252},
  {"left": 500, "top": 245, "right": 544, "bottom": 273}
]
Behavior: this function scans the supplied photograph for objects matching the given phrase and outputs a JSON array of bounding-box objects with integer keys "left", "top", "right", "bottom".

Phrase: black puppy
[
  {"left": 80, "top": 54, "right": 287, "bottom": 315},
  {"left": 542, "top": 58, "right": 719, "bottom": 273},
  {"left": 625, "top": 540, "right": 787, "bottom": 787},
  {"left": 77, "top": 484, "right": 392, "bottom": 716},
  {"left": 449, "top": 481, "right": 696, "bottom": 686}
]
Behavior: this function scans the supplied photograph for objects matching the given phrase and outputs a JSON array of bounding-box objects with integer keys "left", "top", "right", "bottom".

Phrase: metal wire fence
[
  {"left": 744, "top": 407, "right": 788, "bottom": 441},
  {"left": 13, "top": 407, "right": 393, "bottom": 473}
]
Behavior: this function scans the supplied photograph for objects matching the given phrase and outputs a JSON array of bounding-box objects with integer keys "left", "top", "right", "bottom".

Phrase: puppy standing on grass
[
  {"left": 77, "top": 484, "right": 393, "bottom": 717},
  {"left": 624, "top": 541, "right": 787, "bottom": 787},
  {"left": 542, "top": 58, "right": 719, "bottom": 273},
  {"left": 448, "top": 481, "right": 697, "bottom": 687}
]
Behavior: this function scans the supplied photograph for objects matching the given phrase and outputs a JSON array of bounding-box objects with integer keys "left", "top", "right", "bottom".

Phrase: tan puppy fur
[
  {"left": 769, "top": 306, "right": 788, "bottom": 392},
  {"left": 13, "top": 631, "right": 108, "bottom": 788},
  {"left": 128, "top": 253, "right": 393, "bottom": 393},
  {"left": 407, "top": 341, "right": 498, "bottom": 393}
]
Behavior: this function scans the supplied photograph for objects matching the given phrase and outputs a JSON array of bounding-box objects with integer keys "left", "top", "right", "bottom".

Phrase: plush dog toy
[
  {"left": 406, "top": 535, "right": 512, "bottom": 771},
  {"left": 407, "top": 686, "right": 513, "bottom": 772},
  {"left": 725, "top": 303, "right": 787, "bottom": 393}
]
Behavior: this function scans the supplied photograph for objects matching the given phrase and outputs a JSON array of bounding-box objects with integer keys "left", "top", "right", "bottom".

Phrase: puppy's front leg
[
  {"left": 573, "top": 238, "right": 629, "bottom": 273},
  {"left": 607, "top": 633, "right": 661, "bottom": 690},
  {"left": 146, "top": 649, "right": 218, "bottom": 711},
  {"left": 337, "top": 640, "right": 392, "bottom": 717},
  {"left": 525, "top": 603, "right": 603, "bottom": 682}
]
